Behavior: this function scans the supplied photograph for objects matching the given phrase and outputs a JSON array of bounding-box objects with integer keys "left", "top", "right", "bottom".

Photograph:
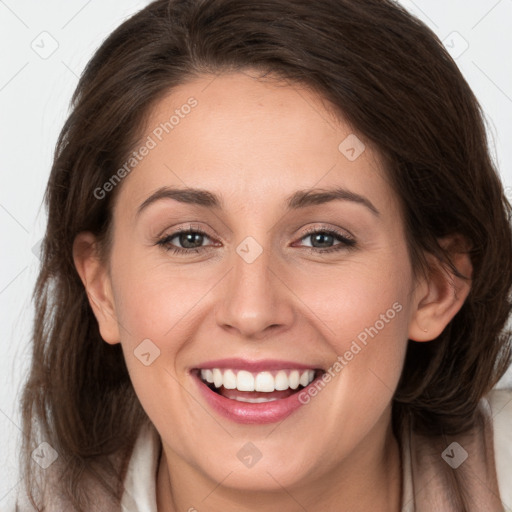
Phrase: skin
[{"left": 73, "top": 71, "right": 472, "bottom": 511}]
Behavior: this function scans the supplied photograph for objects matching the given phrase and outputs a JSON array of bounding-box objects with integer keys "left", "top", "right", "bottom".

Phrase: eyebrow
[{"left": 136, "top": 186, "right": 380, "bottom": 217}]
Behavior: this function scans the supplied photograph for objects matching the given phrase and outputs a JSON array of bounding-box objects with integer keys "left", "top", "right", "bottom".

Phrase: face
[{"left": 83, "top": 72, "right": 424, "bottom": 494}]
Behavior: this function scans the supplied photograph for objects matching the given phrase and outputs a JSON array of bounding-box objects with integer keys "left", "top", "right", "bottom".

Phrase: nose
[{"left": 215, "top": 242, "right": 295, "bottom": 340}]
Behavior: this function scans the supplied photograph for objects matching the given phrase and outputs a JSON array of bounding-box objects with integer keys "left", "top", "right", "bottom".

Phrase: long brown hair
[{"left": 20, "top": 0, "right": 512, "bottom": 509}]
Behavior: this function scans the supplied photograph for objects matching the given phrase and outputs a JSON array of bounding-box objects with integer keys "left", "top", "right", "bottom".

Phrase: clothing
[
  {"left": 120, "top": 389, "right": 512, "bottom": 512},
  {"left": 6, "top": 389, "right": 512, "bottom": 511},
  {"left": 400, "top": 388, "right": 512, "bottom": 511}
]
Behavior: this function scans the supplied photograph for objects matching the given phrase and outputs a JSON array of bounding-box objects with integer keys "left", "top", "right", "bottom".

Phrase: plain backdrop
[{"left": 1, "top": 0, "right": 512, "bottom": 506}]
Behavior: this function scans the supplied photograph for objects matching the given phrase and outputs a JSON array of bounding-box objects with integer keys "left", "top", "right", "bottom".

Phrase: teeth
[
  {"left": 232, "top": 396, "right": 279, "bottom": 403},
  {"left": 237, "top": 370, "right": 255, "bottom": 391},
  {"left": 289, "top": 370, "right": 300, "bottom": 390},
  {"left": 200, "top": 368, "right": 316, "bottom": 392},
  {"left": 203, "top": 369, "right": 214, "bottom": 383},
  {"left": 275, "top": 370, "right": 289, "bottom": 390},
  {"left": 213, "top": 368, "right": 223, "bottom": 388},
  {"left": 299, "top": 370, "right": 311, "bottom": 387},
  {"left": 223, "top": 369, "right": 237, "bottom": 389},
  {"left": 255, "top": 371, "right": 274, "bottom": 392}
]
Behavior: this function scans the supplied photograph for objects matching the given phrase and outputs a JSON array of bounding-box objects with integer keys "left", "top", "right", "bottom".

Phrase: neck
[{"left": 157, "top": 417, "right": 402, "bottom": 512}]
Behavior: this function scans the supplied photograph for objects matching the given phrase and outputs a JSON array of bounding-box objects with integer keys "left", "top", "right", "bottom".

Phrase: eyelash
[{"left": 155, "top": 225, "right": 357, "bottom": 256}]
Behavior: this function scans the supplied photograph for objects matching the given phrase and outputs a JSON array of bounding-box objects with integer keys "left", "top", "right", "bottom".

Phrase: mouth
[
  {"left": 196, "top": 368, "right": 323, "bottom": 403},
  {"left": 191, "top": 362, "right": 326, "bottom": 424}
]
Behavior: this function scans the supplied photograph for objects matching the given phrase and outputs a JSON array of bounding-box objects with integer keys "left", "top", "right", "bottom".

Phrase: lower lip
[{"left": 193, "top": 372, "right": 318, "bottom": 424}]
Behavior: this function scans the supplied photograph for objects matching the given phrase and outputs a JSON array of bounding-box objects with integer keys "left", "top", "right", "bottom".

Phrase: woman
[{"left": 14, "top": 0, "right": 512, "bottom": 510}]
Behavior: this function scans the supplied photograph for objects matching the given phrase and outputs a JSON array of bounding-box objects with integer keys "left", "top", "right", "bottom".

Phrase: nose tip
[{"left": 222, "top": 312, "right": 283, "bottom": 340}]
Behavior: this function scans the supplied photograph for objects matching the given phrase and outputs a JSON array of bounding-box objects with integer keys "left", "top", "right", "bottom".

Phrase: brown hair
[{"left": 20, "top": 0, "right": 512, "bottom": 509}]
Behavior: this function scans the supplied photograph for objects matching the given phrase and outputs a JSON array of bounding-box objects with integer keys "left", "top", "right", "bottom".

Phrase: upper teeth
[{"left": 200, "top": 368, "right": 316, "bottom": 392}]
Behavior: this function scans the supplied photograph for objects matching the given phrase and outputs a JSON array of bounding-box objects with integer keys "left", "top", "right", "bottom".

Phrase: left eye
[
  {"left": 296, "top": 229, "right": 356, "bottom": 252},
  {"left": 301, "top": 231, "right": 340, "bottom": 249}
]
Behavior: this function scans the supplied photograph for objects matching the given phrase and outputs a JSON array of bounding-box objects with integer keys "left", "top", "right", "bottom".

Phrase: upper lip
[{"left": 193, "top": 358, "right": 323, "bottom": 372}]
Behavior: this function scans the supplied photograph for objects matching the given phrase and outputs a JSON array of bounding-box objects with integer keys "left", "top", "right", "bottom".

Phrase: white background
[{"left": 1, "top": 0, "right": 512, "bottom": 506}]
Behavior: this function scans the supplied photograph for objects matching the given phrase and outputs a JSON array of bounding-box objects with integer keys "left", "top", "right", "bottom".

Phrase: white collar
[{"left": 121, "top": 421, "right": 160, "bottom": 512}]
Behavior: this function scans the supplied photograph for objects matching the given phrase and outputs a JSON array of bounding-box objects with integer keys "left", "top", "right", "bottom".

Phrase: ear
[
  {"left": 73, "top": 232, "right": 120, "bottom": 345},
  {"left": 408, "top": 235, "right": 472, "bottom": 342}
]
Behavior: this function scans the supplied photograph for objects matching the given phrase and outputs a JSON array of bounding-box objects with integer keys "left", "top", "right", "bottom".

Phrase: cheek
[
  {"left": 292, "top": 253, "right": 411, "bottom": 351},
  {"left": 110, "top": 255, "right": 215, "bottom": 342},
  {"left": 108, "top": 254, "right": 225, "bottom": 419},
  {"left": 110, "top": 257, "right": 205, "bottom": 428},
  {"left": 290, "top": 250, "right": 412, "bottom": 410}
]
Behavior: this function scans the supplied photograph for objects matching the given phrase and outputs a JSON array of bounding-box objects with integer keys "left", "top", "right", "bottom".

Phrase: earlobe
[
  {"left": 408, "top": 235, "right": 472, "bottom": 342},
  {"left": 72, "top": 232, "right": 120, "bottom": 345}
]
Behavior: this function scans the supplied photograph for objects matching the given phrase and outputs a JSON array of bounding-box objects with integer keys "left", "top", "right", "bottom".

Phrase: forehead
[{"left": 113, "top": 72, "right": 396, "bottom": 219}]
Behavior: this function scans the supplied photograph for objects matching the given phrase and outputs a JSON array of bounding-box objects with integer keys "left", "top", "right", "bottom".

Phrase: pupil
[
  {"left": 312, "top": 233, "right": 333, "bottom": 248},
  {"left": 180, "top": 233, "right": 203, "bottom": 248}
]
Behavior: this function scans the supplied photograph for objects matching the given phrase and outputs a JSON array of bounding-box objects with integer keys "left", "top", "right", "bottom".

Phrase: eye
[
  {"left": 155, "top": 225, "right": 356, "bottom": 256},
  {"left": 156, "top": 227, "right": 219, "bottom": 255},
  {"left": 296, "top": 227, "right": 356, "bottom": 253}
]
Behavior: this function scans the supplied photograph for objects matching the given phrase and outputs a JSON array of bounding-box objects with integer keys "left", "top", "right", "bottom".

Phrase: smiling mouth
[{"left": 196, "top": 368, "right": 324, "bottom": 403}]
